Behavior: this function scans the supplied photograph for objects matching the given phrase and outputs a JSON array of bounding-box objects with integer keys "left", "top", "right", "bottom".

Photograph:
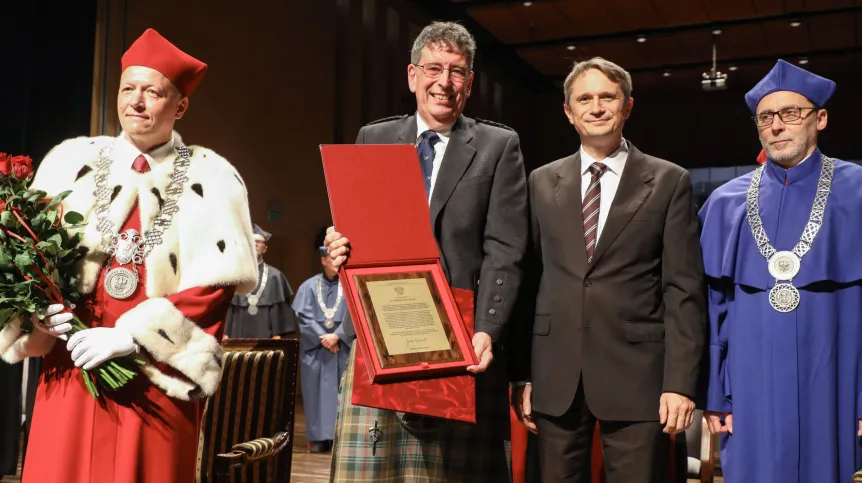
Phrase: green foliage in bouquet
[
  {"left": 0, "top": 153, "right": 143, "bottom": 398},
  {"left": 0, "top": 184, "right": 84, "bottom": 323}
]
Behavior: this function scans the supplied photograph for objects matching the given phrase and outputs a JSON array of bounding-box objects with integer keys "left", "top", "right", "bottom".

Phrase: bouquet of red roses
[{"left": 0, "top": 152, "right": 142, "bottom": 397}]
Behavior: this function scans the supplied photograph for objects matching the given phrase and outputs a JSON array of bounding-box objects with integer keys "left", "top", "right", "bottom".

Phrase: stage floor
[
  {"left": 1, "top": 400, "right": 721, "bottom": 483},
  {"left": 0, "top": 400, "right": 334, "bottom": 483}
]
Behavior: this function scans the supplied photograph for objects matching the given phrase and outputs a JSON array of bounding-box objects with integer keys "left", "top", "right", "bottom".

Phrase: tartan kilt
[{"left": 330, "top": 345, "right": 512, "bottom": 483}]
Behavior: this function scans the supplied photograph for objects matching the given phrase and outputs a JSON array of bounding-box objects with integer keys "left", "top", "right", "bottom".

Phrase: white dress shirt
[
  {"left": 416, "top": 114, "right": 453, "bottom": 204},
  {"left": 580, "top": 139, "right": 629, "bottom": 247},
  {"left": 114, "top": 133, "right": 176, "bottom": 169}
]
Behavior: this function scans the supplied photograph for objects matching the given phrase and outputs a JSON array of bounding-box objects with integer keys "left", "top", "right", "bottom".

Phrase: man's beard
[{"left": 762, "top": 137, "right": 809, "bottom": 165}]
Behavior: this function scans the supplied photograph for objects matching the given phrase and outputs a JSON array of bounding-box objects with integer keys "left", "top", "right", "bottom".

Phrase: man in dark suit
[
  {"left": 511, "top": 57, "right": 706, "bottom": 483},
  {"left": 325, "top": 22, "right": 528, "bottom": 482}
]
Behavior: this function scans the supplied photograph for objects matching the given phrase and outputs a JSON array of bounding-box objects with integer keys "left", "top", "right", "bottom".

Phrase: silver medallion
[
  {"left": 244, "top": 268, "right": 267, "bottom": 318},
  {"left": 746, "top": 156, "right": 835, "bottom": 312},
  {"left": 317, "top": 275, "right": 343, "bottom": 329},
  {"left": 104, "top": 228, "right": 145, "bottom": 300},
  {"left": 769, "top": 283, "right": 800, "bottom": 313},
  {"left": 104, "top": 267, "right": 138, "bottom": 300},
  {"left": 768, "top": 251, "right": 800, "bottom": 281},
  {"left": 113, "top": 229, "right": 144, "bottom": 265},
  {"left": 92, "top": 142, "right": 192, "bottom": 300}
]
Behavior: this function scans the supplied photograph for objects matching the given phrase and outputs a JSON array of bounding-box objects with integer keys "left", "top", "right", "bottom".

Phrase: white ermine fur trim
[
  {"left": 30, "top": 132, "right": 258, "bottom": 297},
  {"left": 0, "top": 318, "right": 56, "bottom": 364},
  {"left": 116, "top": 297, "right": 223, "bottom": 400},
  {"left": 0, "top": 131, "right": 258, "bottom": 392}
]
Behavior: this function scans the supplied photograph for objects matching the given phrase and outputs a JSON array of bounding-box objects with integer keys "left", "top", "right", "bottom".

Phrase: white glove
[
  {"left": 31, "top": 304, "right": 74, "bottom": 341},
  {"left": 67, "top": 327, "right": 139, "bottom": 370}
]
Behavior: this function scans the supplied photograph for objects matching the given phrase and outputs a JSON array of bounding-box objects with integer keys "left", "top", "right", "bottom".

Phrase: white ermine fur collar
[{"left": 0, "top": 132, "right": 258, "bottom": 401}]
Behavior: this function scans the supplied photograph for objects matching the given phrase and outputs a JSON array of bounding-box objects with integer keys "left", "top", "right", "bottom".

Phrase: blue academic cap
[
  {"left": 253, "top": 224, "right": 272, "bottom": 243},
  {"left": 319, "top": 246, "right": 328, "bottom": 257},
  {"left": 744, "top": 59, "right": 836, "bottom": 114}
]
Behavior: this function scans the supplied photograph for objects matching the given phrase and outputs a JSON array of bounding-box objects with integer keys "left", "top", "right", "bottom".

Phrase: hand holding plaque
[
  {"left": 324, "top": 226, "right": 350, "bottom": 268},
  {"left": 466, "top": 332, "right": 493, "bottom": 374},
  {"left": 321, "top": 144, "right": 477, "bottom": 383}
]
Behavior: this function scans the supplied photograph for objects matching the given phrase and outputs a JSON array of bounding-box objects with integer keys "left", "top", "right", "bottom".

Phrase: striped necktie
[{"left": 582, "top": 162, "right": 608, "bottom": 263}]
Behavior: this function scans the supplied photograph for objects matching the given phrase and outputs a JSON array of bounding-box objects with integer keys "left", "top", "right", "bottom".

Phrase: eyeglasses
[
  {"left": 414, "top": 63, "right": 471, "bottom": 82},
  {"left": 752, "top": 106, "right": 817, "bottom": 127}
]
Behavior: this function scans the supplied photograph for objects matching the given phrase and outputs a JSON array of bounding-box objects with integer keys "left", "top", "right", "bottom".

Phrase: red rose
[
  {"left": 0, "top": 153, "right": 11, "bottom": 176},
  {"left": 10, "top": 155, "right": 33, "bottom": 179}
]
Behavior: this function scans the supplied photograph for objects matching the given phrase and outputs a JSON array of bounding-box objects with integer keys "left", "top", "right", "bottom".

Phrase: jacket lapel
[
  {"left": 429, "top": 116, "right": 477, "bottom": 230},
  {"left": 396, "top": 114, "right": 417, "bottom": 145},
  {"left": 587, "top": 143, "right": 655, "bottom": 271},
  {"left": 554, "top": 152, "right": 589, "bottom": 277}
]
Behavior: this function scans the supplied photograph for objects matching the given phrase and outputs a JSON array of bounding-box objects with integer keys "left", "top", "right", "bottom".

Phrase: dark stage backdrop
[{"left": 0, "top": 1, "right": 97, "bottom": 477}]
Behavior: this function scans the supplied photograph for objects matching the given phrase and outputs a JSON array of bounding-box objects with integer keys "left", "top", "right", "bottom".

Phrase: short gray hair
[
  {"left": 563, "top": 57, "right": 633, "bottom": 106},
  {"left": 411, "top": 22, "right": 476, "bottom": 71}
]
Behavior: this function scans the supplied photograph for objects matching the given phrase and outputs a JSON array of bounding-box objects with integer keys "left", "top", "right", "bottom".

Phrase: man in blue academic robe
[
  {"left": 699, "top": 59, "right": 862, "bottom": 483},
  {"left": 292, "top": 246, "right": 350, "bottom": 453}
]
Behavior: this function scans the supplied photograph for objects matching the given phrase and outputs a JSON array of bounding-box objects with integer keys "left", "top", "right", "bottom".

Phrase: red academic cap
[{"left": 121, "top": 28, "right": 207, "bottom": 97}]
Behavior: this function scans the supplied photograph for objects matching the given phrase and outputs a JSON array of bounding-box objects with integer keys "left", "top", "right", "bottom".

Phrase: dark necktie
[
  {"left": 416, "top": 130, "right": 440, "bottom": 198},
  {"left": 132, "top": 154, "right": 151, "bottom": 174},
  {"left": 582, "top": 162, "right": 608, "bottom": 263}
]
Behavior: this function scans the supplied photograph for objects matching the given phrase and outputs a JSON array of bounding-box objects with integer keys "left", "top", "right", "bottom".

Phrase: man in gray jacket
[{"left": 326, "top": 21, "right": 529, "bottom": 483}]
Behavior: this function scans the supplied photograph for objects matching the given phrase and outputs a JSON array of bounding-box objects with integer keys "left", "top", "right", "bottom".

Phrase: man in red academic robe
[{"left": 0, "top": 28, "right": 258, "bottom": 482}]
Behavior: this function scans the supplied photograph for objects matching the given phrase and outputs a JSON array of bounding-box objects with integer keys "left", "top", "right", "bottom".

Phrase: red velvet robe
[{"left": 22, "top": 205, "right": 233, "bottom": 483}]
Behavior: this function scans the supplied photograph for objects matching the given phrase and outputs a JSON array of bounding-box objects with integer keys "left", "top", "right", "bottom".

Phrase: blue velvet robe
[
  {"left": 292, "top": 274, "right": 350, "bottom": 442},
  {"left": 698, "top": 150, "right": 862, "bottom": 483}
]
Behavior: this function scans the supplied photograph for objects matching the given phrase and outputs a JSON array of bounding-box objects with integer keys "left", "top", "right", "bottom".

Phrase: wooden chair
[
  {"left": 196, "top": 337, "right": 300, "bottom": 483},
  {"left": 699, "top": 416, "right": 717, "bottom": 483},
  {"left": 684, "top": 413, "right": 717, "bottom": 483}
]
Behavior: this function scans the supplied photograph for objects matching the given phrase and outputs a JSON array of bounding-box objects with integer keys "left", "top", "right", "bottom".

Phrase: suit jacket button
[
  {"left": 494, "top": 295, "right": 502, "bottom": 302},
  {"left": 496, "top": 279, "right": 503, "bottom": 285},
  {"left": 584, "top": 279, "right": 592, "bottom": 287},
  {"left": 489, "top": 309, "right": 496, "bottom": 315}
]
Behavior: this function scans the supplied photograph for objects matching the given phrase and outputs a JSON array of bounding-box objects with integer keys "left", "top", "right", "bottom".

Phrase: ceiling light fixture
[
  {"left": 636, "top": 35, "right": 647, "bottom": 43},
  {"left": 663, "top": 71, "right": 672, "bottom": 77},
  {"left": 702, "top": 41, "right": 728, "bottom": 91},
  {"left": 798, "top": 58, "right": 809, "bottom": 65},
  {"left": 566, "top": 44, "right": 576, "bottom": 51},
  {"left": 790, "top": 20, "right": 802, "bottom": 27},
  {"left": 728, "top": 65, "right": 738, "bottom": 71},
  {"left": 522, "top": 1, "right": 534, "bottom": 6},
  {"left": 712, "top": 29, "right": 722, "bottom": 35}
]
